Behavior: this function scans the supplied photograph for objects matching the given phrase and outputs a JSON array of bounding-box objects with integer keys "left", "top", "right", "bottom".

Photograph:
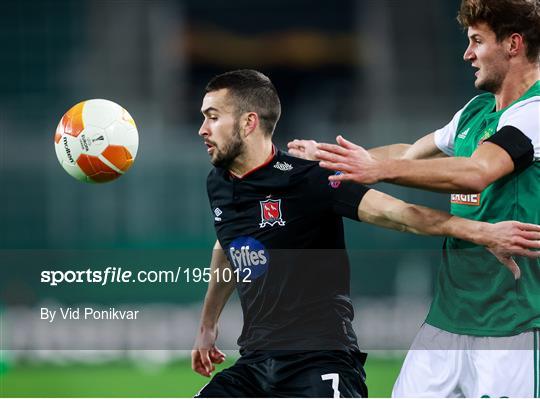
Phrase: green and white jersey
[{"left": 426, "top": 81, "right": 540, "bottom": 336}]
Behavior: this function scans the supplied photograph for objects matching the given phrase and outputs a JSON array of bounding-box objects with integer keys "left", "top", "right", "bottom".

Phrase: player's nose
[
  {"left": 463, "top": 45, "right": 475, "bottom": 61},
  {"left": 198, "top": 121, "right": 210, "bottom": 138}
]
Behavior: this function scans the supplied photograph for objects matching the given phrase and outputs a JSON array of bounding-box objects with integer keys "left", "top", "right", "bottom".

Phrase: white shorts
[{"left": 392, "top": 323, "right": 540, "bottom": 398}]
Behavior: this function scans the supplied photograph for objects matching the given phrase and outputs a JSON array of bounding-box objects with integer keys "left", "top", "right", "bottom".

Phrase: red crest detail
[{"left": 259, "top": 199, "right": 286, "bottom": 228}]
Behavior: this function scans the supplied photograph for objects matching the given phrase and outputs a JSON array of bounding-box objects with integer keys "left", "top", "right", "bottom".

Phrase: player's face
[
  {"left": 463, "top": 23, "right": 510, "bottom": 93},
  {"left": 199, "top": 89, "right": 245, "bottom": 168}
]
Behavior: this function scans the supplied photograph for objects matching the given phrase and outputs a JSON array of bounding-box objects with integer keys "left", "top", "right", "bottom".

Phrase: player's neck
[
  {"left": 229, "top": 140, "right": 274, "bottom": 178},
  {"left": 494, "top": 64, "right": 540, "bottom": 111}
]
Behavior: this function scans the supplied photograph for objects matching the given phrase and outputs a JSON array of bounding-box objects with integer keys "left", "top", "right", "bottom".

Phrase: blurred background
[{"left": 0, "top": 0, "right": 477, "bottom": 396}]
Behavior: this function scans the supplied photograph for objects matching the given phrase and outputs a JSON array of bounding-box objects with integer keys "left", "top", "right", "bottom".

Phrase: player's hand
[
  {"left": 192, "top": 326, "right": 226, "bottom": 377},
  {"left": 485, "top": 221, "right": 540, "bottom": 279},
  {"left": 287, "top": 139, "right": 319, "bottom": 160},
  {"left": 316, "top": 135, "right": 382, "bottom": 184}
]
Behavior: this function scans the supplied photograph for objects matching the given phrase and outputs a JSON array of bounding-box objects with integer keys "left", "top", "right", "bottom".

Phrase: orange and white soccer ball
[{"left": 54, "top": 99, "right": 139, "bottom": 183}]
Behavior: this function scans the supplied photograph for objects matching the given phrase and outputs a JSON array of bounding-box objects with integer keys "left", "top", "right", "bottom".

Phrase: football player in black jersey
[{"left": 192, "top": 69, "right": 540, "bottom": 398}]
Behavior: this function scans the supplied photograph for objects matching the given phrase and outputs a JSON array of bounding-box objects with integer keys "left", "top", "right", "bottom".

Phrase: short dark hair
[
  {"left": 457, "top": 0, "right": 540, "bottom": 63},
  {"left": 205, "top": 69, "right": 281, "bottom": 136}
]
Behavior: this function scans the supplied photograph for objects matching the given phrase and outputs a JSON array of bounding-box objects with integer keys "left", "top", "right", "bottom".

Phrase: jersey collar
[{"left": 229, "top": 145, "right": 277, "bottom": 180}]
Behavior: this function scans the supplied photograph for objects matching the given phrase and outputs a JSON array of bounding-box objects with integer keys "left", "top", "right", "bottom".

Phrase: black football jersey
[{"left": 207, "top": 148, "right": 370, "bottom": 360}]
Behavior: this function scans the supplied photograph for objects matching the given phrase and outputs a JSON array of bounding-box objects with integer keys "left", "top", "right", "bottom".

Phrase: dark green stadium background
[{"left": 1, "top": 0, "right": 469, "bottom": 396}]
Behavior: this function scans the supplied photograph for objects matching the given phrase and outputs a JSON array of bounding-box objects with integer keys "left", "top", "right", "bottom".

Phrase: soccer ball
[{"left": 54, "top": 99, "right": 139, "bottom": 183}]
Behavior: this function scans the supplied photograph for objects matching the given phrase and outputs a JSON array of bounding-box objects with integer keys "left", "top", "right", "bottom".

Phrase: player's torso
[
  {"left": 211, "top": 174, "right": 341, "bottom": 251},
  {"left": 206, "top": 152, "right": 356, "bottom": 351},
  {"left": 450, "top": 90, "right": 540, "bottom": 228},
  {"left": 427, "top": 85, "right": 540, "bottom": 336}
]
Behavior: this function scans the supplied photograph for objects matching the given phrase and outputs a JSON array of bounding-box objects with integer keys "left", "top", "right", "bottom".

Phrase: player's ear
[
  {"left": 507, "top": 33, "right": 524, "bottom": 57},
  {"left": 242, "top": 112, "right": 259, "bottom": 137}
]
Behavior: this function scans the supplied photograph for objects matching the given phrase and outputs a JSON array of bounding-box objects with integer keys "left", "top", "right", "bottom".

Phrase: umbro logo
[
  {"left": 457, "top": 128, "right": 470, "bottom": 139},
  {"left": 273, "top": 161, "right": 293, "bottom": 171},
  {"left": 214, "top": 208, "right": 222, "bottom": 222}
]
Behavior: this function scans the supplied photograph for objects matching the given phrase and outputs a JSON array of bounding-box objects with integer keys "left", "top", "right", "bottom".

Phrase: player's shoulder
[
  {"left": 502, "top": 92, "right": 540, "bottom": 118},
  {"left": 207, "top": 166, "right": 223, "bottom": 182},
  {"left": 497, "top": 90, "right": 540, "bottom": 144},
  {"left": 275, "top": 150, "right": 328, "bottom": 179},
  {"left": 276, "top": 150, "right": 318, "bottom": 168},
  {"left": 497, "top": 83, "right": 540, "bottom": 131},
  {"left": 206, "top": 167, "right": 228, "bottom": 194}
]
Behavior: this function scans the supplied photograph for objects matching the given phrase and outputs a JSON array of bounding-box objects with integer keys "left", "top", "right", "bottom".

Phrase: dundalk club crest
[{"left": 259, "top": 199, "right": 286, "bottom": 228}]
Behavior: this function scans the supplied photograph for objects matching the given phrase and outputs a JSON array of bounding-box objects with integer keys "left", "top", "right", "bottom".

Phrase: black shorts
[{"left": 194, "top": 350, "right": 368, "bottom": 398}]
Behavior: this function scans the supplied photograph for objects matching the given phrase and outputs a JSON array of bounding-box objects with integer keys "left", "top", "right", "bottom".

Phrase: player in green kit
[{"left": 288, "top": 0, "right": 540, "bottom": 396}]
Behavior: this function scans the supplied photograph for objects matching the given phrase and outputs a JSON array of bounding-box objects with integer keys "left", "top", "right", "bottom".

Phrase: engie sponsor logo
[
  {"left": 451, "top": 193, "right": 481, "bottom": 206},
  {"left": 228, "top": 236, "right": 269, "bottom": 280}
]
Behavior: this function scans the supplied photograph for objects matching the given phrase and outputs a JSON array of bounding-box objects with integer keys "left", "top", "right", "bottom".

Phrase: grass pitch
[{"left": 0, "top": 356, "right": 403, "bottom": 397}]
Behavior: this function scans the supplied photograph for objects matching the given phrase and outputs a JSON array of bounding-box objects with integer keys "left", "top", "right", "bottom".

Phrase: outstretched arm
[
  {"left": 288, "top": 133, "right": 445, "bottom": 162},
  {"left": 317, "top": 135, "right": 515, "bottom": 193},
  {"left": 368, "top": 133, "right": 446, "bottom": 160},
  {"left": 192, "top": 240, "right": 236, "bottom": 377},
  {"left": 358, "top": 189, "right": 540, "bottom": 279}
]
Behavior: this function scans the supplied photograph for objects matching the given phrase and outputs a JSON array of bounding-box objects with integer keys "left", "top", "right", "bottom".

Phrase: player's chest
[
  {"left": 454, "top": 114, "right": 501, "bottom": 157},
  {"left": 210, "top": 187, "right": 321, "bottom": 246}
]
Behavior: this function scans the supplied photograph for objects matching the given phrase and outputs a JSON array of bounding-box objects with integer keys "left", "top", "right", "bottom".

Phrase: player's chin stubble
[
  {"left": 476, "top": 75, "right": 503, "bottom": 93},
  {"left": 475, "top": 63, "right": 506, "bottom": 94},
  {"left": 211, "top": 125, "right": 245, "bottom": 169}
]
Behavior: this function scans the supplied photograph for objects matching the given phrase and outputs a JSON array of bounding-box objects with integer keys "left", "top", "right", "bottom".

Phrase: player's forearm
[
  {"left": 378, "top": 157, "right": 487, "bottom": 193},
  {"left": 198, "top": 244, "right": 236, "bottom": 329},
  {"left": 440, "top": 216, "right": 496, "bottom": 247},
  {"left": 367, "top": 133, "right": 443, "bottom": 161},
  {"left": 368, "top": 144, "right": 411, "bottom": 160},
  {"left": 396, "top": 202, "right": 490, "bottom": 244},
  {"left": 359, "top": 191, "right": 450, "bottom": 235},
  {"left": 199, "top": 280, "right": 235, "bottom": 329},
  {"left": 359, "top": 190, "right": 498, "bottom": 247}
]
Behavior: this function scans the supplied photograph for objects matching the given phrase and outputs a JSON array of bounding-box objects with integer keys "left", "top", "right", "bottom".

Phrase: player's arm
[
  {"left": 357, "top": 189, "right": 540, "bottom": 279},
  {"left": 288, "top": 133, "right": 445, "bottom": 161},
  {"left": 318, "top": 127, "right": 533, "bottom": 193},
  {"left": 192, "top": 240, "right": 236, "bottom": 377},
  {"left": 368, "top": 132, "right": 446, "bottom": 160}
]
